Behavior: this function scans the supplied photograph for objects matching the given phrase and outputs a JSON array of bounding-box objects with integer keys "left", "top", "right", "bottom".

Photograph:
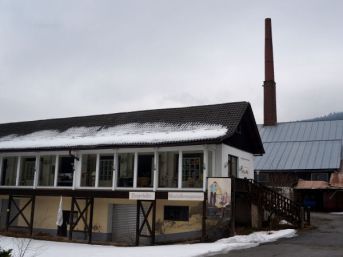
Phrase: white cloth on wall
[{"left": 56, "top": 196, "right": 63, "bottom": 227}]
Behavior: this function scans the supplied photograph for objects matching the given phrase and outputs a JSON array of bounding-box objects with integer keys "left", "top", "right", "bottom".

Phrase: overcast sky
[{"left": 0, "top": 0, "right": 342, "bottom": 124}]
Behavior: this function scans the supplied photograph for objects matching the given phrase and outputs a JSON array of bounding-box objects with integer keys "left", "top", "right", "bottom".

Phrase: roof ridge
[
  {"left": 0, "top": 101, "right": 249, "bottom": 126},
  {"left": 259, "top": 119, "right": 343, "bottom": 126},
  {"left": 263, "top": 139, "right": 342, "bottom": 143}
]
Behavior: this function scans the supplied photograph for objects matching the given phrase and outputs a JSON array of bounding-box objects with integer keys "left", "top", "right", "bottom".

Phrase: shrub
[{"left": 0, "top": 247, "right": 12, "bottom": 257}]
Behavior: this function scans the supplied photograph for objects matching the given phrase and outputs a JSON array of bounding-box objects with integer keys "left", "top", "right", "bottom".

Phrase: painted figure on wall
[
  {"left": 209, "top": 181, "right": 217, "bottom": 206},
  {"left": 207, "top": 178, "right": 232, "bottom": 218}
]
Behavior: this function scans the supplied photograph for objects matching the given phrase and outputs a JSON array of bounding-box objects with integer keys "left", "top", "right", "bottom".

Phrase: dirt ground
[{"left": 212, "top": 212, "right": 343, "bottom": 257}]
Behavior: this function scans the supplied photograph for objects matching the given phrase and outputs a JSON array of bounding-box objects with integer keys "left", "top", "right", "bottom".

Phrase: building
[
  {"left": 255, "top": 120, "right": 343, "bottom": 210},
  {"left": 0, "top": 102, "right": 264, "bottom": 245},
  {"left": 255, "top": 18, "right": 343, "bottom": 211}
]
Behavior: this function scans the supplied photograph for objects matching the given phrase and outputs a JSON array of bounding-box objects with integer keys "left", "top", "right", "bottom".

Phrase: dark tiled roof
[
  {"left": 0, "top": 102, "right": 247, "bottom": 136},
  {"left": 0, "top": 102, "right": 263, "bottom": 153}
]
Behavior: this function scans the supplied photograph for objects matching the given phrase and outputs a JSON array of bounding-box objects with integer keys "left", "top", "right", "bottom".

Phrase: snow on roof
[{"left": 0, "top": 122, "right": 228, "bottom": 150}]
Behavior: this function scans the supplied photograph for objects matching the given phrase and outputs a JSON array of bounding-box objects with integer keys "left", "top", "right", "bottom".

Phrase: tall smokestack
[{"left": 263, "top": 18, "right": 277, "bottom": 126}]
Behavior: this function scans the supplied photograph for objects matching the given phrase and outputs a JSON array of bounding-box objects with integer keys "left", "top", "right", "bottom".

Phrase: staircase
[{"left": 235, "top": 178, "right": 310, "bottom": 227}]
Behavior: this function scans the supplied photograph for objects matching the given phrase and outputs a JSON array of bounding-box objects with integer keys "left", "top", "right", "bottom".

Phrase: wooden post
[
  {"left": 300, "top": 207, "right": 304, "bottom": 229},
  {"left": 6, "top": 195, "right": 12, "bottom": 231},
  {"left": 230, "top": 178, "right": 236, "bottom": 236},
  {"left": 29, "top": 195, "right": 36, "bottom": 235},
  {"left": 135, "top": 200, "right": 140, "bottom": 246},
  {"left": 201, "top": 193, "right": 207, "bottom": 242},
  {"left": 88, "top": 197, "right": 94, "bottom": 244},
  {"left": 151, "top": 200, "right": 156, "bottom": 245},
  {"left": 69, "top": 197, "right": 75, "bottom": 240}
]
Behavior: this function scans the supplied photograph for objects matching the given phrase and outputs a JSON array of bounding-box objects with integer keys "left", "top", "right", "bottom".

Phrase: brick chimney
[{"left": 263, "top": 18, "right": 277, "bottom": 126}]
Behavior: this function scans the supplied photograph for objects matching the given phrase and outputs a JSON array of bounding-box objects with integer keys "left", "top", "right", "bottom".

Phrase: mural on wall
[{"left": 207, "top": 178, "right": 232, "bottom": 219}]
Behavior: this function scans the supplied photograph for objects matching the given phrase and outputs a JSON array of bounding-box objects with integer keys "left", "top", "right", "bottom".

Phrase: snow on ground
[
  {"left": 0, "top": 229, "right": 296, "bottom": 257},
  {"left": 330, "top": 212, "right": 343, "bottom": 215},
  {"left": 0, "top": 122, "right": 228, "bottom": 149}
]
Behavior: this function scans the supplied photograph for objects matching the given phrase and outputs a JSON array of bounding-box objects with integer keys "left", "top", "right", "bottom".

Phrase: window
[
  {"left": 57, "top": 156, "right": 74, "bottom": 187},
  {"left": 158, "top": 152, "right": 178, "bottom": 188},
  {"left": 164, "top": 206, "right": 189, "bottom": 221},
  {"left": 19, "top": 157, "right": 36, "bottom": 186},
  {"left": 80, "top": 154, "right": 96, "bottom": 187},
  {"left": 137, "top": 153, "right": 154, "bottom": 187},
  {"left": 117, "top": 153, "right": 134, "bottom": 187},
  {"left": 182, "top": 152, "right": 203, "bottom": 188},
  {"left": 228, "top": 155, "right": 238, "bottom": 177},
  {"left": 311, "top": 173, "right": 329, "bottom": 182},
  {"left": 99, "top": 155, "right": 113, "bottom": 187},
  {"left": 39, "top": 156, "right": 56, "bottom": 186},
  {"left": 256, "top": 172, "right": 269, "bottom": 183},
  {"left": 1, "top": 157, "right": 18, "bottom": 186}
]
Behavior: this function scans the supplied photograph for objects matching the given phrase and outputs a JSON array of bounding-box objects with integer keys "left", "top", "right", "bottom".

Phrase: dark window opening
[
  {"left": 311, "top": 173, "right": 329, "bottom": 182},
  {"left": 57, "top": 156, "right": 74, "bottom": 187},
  {"left": 1, "top": 157, "right": 18, "bottom": 186},
  {"left": 164, "top": 206, "right": 189, "bottom": 221},
  {"left": 228, "top": 155, "right": 238, "bottom": 177},
  {"left": 117, "top": 153, "right": 134, "bottom": 187},
  {"left": 137, "top": 154, "right": 154, "bottom": 187}
]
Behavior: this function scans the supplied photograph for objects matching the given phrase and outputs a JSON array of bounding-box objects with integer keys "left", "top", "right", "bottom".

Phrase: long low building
[
  {"left": 0, "top": 101, "right": 264, "bottom": 245},
  {"left": 255, "top": 120, "right": 343, "bottom": 210}
]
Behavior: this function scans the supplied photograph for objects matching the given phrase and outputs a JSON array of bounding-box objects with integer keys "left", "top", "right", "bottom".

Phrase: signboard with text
[
  {"left": 168, "top": 192, "right": 204, "bottom": 201},
  {"left": 129, "top": 192, "right": 155, "bottom": 200}
]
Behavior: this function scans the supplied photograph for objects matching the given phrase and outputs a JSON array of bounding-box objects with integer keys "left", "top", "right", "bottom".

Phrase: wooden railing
[{"left": 234, "top": 178, "right": 310, "bottom": 227}]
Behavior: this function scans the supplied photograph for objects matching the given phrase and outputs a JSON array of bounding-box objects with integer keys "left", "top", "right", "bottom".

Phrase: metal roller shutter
[
  {"left": 112, "top": 204, "right": 138, "bottom": 245},
  {"left": 112, "top": 203, "right": 149, "bottom": 245}
]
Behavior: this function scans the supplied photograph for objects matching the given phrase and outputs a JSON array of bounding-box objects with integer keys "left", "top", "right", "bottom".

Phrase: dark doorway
[{"left": 57, "top": 210, "right": 77, "bottom": 236}]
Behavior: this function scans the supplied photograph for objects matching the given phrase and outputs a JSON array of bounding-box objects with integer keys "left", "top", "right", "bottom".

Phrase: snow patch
[
  {"left": 330, "top": 212, "right": 343, "bottom": 215},
  {"left": 0, "top": 229, "right": 296, "bottom": 257},
  {"left": 0, "top": 122, "right": 228, "bottom": 149}
]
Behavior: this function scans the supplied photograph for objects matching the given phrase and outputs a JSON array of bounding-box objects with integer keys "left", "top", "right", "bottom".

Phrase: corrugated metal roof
[
  {"left": 259, "top": 120, "right": 343, "bottom": 142},
  {"left": 255, "top": 140, "right": 341, "bottom": 170},
  {"left": 256, "top": 120, "right": 343, "bottom": 171}
]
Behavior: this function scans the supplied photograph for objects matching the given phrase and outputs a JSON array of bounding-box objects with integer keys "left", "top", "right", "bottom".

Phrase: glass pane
[
  {"left": 117, "top": 153, "right": 134, "bottom": 187},
  {"left": 99, "top": 155, "right": 113, "bottom": 187},
  {"left": 58, "top": 156, "right": 74, "bottom": 187},
  {"left": 80, "top": 154, "right": 96, "bottom": 187},
  {"left": 158, "top": 152, "right": 178, "bottom": 188},
  {"left": 1, "top": 157, "right": 18, "bottom": 186},
  {"left": 182, "top": 152, "right": 203, "bottom": 188},
  {"left": 19, "top": 157, "right": 36, "bottom": 186},
  {"left": 39, "top": 156, "right": 56, "bottom": 186},
  {"left": 137, "top": 153, "right": 154, "bottom": 187}
]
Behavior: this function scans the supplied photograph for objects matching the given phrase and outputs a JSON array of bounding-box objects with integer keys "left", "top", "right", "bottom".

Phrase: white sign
[
  {"left": 168, "top": 192, "right": 204, "bottom": 201},
  {"left": 129, "top": 192, "right": 155, "bottom": 200}
]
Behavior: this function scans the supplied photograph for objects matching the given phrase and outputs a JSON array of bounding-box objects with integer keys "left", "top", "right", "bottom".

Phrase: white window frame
[{"left": 0, "top": 144, "right": 215, "bottom": 191}]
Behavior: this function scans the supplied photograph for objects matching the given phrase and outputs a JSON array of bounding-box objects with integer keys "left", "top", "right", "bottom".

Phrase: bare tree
[{"left": 11, "top": 238, "right": 44, "bottom": 257}]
